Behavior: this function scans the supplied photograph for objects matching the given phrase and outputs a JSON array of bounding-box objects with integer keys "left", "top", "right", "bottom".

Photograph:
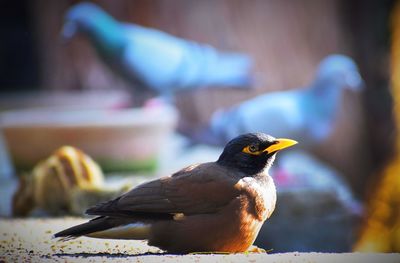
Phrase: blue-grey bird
[
  {"left": 190, "top": 54, "right": 363, "bottom": 147},
  {"left": 62, "top": 2, "right": 253, "bottom": 95}
]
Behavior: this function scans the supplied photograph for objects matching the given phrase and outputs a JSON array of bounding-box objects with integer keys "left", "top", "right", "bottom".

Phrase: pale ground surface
[{"left": 0, "top": 218, "right": 399, "bottom": 263}]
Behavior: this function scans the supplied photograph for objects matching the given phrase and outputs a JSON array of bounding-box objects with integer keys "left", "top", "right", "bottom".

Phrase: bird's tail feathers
[
  {"left": 53, "top": 216, "right": 151, "bottom": 241},
  {"left": 53, "top": 216, "right": 113, "bottom": 239}
]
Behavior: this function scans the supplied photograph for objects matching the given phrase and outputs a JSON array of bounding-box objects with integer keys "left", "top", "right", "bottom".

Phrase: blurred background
[{"left": 0, "top": 0, "right": 398, "bottom": 254}]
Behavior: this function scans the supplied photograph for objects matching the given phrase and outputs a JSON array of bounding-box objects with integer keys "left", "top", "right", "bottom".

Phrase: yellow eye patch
[{"left": 242, "top": 145, "right": 262, "bottom": 155}]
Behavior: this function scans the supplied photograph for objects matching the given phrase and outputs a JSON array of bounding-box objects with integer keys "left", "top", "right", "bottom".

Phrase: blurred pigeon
[
  {"left": 62, "top": 2, "right": 253, "bottom": 95},
  {"left": 190, "top": 54, "right": 363, "bottom": 147}
]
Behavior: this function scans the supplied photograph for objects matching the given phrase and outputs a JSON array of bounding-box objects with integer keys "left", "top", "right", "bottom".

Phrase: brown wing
[{"left": 86, "top": 162, "right": 242, "bottom": 217}]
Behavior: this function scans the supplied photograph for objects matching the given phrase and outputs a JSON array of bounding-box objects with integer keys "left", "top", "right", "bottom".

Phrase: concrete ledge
[{"left": 0, "top": 218, "right": 399, "bottom": 262}]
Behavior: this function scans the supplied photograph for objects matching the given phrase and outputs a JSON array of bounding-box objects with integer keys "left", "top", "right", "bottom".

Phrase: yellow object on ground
[{"left": 12, "top": 146, "right": 106, "bottom": 216}]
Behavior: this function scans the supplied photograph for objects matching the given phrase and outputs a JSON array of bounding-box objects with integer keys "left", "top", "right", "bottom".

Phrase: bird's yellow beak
[{"left": 263, "top": 138, "right": 298, "bottom": 154}]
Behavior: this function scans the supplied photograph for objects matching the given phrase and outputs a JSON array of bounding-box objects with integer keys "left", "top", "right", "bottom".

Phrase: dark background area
[{"left": 0, "top": 0, "right": 40, "bottom": 91}]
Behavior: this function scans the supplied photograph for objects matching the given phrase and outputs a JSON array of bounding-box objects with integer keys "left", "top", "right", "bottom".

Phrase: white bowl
[{"left": 0, "top": 105, "right": 178, "bottom": 173}]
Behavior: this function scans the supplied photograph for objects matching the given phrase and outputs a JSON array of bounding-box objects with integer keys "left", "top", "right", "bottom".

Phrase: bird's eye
[
  {"left": 249, "top": 145, "right": 258, "bottom": 152},
  {"left": 242, "top": 144, "right": 260, "bottom": 155}
]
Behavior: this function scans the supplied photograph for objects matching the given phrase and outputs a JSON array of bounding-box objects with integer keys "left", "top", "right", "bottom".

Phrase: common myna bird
[
  {"left": 62, "top": 2, "right": 253, "bottom": 96},
  {"left": 186, "top": 54, "right": 363, "bottom": 147},
  {"left": 54, "top": 133, "right": 297, "bottom": 253}
]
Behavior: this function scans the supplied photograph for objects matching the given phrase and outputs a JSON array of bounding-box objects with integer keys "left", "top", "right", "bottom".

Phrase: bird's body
[
  {"left": 63, "top": 2, "right": 253, "bottom": 95},
  {"left": 55, "top": 133, "right": 296, "bottom": 253},
  {"left": 84, "top": 163, "right": 276, "bottom": 253},
  {"left": 192, "top": 55, "right": 363, "bottom": 147}
]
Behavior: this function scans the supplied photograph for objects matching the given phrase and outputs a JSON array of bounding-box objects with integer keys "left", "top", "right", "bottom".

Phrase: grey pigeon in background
[
  {"left": 191, "top": 54, "right": 363, "bottom": 147},
  {"left": 62, "top": 2, "right": 254, "bottom": 95}
]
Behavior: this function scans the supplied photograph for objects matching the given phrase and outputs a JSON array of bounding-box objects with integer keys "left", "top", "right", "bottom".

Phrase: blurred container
[
  {"left": 0, "top": 90, "right": 131, "bottom": 111},
  {"left": 0, "top": 105, "right": 177, "bottom": 174}
]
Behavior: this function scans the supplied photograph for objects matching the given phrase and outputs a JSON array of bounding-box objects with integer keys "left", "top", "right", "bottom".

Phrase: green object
[
  {"left": 13, "top": 157, "right": 159, "bottom": 175},
  {"left": 98, "top": 158, "right": 158, "bottom": 174}
]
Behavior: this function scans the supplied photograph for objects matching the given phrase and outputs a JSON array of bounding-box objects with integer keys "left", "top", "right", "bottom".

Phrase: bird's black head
[{"left": 217, "top": 133, "right": 297, "bottom": 175}]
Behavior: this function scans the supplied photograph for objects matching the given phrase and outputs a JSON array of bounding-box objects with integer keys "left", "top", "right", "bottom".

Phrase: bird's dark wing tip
[
  {"left": 53, "top": 216, "right": 110, "bottom": 240},
  {"left": 85, "top": 206, "right": 98, "bottom": 215},
  {"left": 85, "top": 197, "right": 121, "bottom": 215}
]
